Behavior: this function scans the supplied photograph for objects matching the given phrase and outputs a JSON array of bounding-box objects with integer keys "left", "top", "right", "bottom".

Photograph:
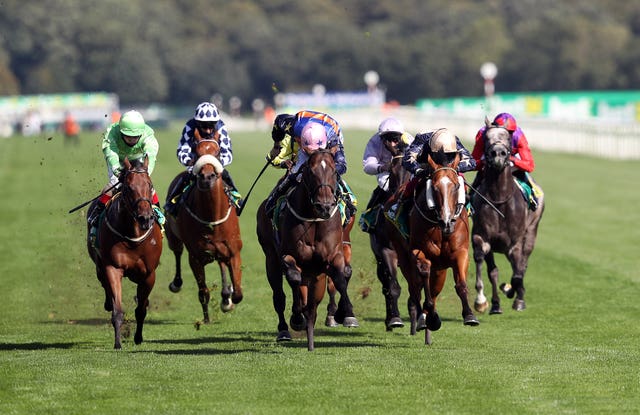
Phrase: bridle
[
  {"left": 287, "top": 151, "right": 339, "bottom": 222},
  {"left": 414, "top": 166, "right": 464, "bottom": 230}
]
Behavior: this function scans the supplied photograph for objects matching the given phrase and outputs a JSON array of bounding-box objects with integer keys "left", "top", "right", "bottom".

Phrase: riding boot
[
  {"left": 88, "top": 201, "right": 106, "bottom": 240},
  {"left": 339, "top": 178, "right": 357, "bottom": 227},
  {"left": 221, "top": 169, "right": 244, "bottom": 213},
  {"left": 164, "top": 174, "right": 189, "bottom": 216},
  {"left": 265, "top": 174, "right": 295, "bottom": 213}
]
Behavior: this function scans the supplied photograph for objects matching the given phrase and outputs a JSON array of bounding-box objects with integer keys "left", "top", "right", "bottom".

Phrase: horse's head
[
  {"left": 425, "top": 155, "right": 465, "bottom": 235},
  {"left": 301, "top": 149, "right": 339, "bottom": 219},
  {"left": 193, "top": 132, "right": 222, "bottom": 190},
  {"left": 120, "top": 157, "right": 155, "bottom": 230},
  {"left": 484, "top": 117, "right": 512, "bottom": 171}
]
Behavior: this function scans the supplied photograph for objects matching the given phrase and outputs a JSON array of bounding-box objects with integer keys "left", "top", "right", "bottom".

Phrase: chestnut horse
[
  {"left": 256, "top": 149, "right": 358, "bottom": 351},
  {"left": 471, "top": 122, "right": 544, "bottom": 313},
  {"left": 367, "top": 149, "right": 412, "bottom": 331},
  {"left": 87, "top": 157, "right": 163, "bottom": 349},
  {"left": 385, "top": 154, "right": 479, "bottom": 345},
  {"left": 165, "top": 136, "right": 243, "bottom": 323}
]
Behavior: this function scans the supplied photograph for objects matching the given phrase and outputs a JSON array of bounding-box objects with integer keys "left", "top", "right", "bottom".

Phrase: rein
[
  {"left": 184, "top": 202, "right": 232, "bottom": 228},
  {"left": 103, "top": 194, "right": 155, "bottom": 244},
  {"left": 285, "top": 198, "right": 339, "bottom": 222}
]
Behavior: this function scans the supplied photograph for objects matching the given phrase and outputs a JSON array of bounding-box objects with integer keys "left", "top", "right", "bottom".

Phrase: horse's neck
[
  {"left": 484, "top": 166, "right": 514, "bottom": 197},
  {"left": 109, "top": 196, "right": 142, "bottom": 235},
  {"left": 191, "top": 179, "right": 227, "bottom": 218}
]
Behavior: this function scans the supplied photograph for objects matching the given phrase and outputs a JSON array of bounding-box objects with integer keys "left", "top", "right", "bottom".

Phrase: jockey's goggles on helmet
[
  {"left": 380, "top": 132, "right": 401, "bottom": 143},
  {"left": 196, "top": 121, "right": 217, "bottom": 131},
  {"left": 121, "top": 133, "right": 141, "bottom": 145}
]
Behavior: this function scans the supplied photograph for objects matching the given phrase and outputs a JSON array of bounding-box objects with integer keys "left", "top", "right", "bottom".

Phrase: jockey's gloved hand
[{"left": 279, "top": 159, "right": 293, "bottom": 170}]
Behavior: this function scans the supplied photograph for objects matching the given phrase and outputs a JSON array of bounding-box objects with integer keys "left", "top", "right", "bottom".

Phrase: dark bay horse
[
  {"left": 385, "top": 154, "right": 479, "bottom": 345},
  {"left": 324, "top": 214, "right": 355, "bottom": 328},
  {"left": 87, "top": 157, "right": 163, "bottom": 349},
  {"left": 367, "top": 149, "right": 412, "bottom": 331},
  {"left": 471, "top": 122, "right": 544, "bottom": 313},
  {"left": 256, "top": 149, "right": 358, "bottom": 351},
  {"left": 165, "top": 136, "right": 243, "bottom": 323}
]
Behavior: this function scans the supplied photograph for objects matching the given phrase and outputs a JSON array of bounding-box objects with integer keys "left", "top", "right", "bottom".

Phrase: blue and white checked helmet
[{"left": 194, "top": 102, "right": 220, "bottom": 122}]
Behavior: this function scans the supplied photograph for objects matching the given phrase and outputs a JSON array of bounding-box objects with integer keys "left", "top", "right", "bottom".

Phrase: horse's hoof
[
  {"left": 512, "top": 299, "right": 526, "bottom": 311},
  {"left": 168, "top": 281, "right": 182, "bottom": 293},
  {"left": 489, "top": 304, "right": 503, "bottom": 315},
  {"left": 474, "top": 300, "right": 489, "bottom": 314},
  {"left": 220, "top": 299, "right": 234, "bottom": 313},
  {"left": 386, "top": 316, "right": 404, "bottom": 330},
  {"left": 290, "top": 314, "right": 307, "bottom": 331},
  {"left": 427, "top": 312, "right": 442, "bottom": 331},
  {"left": 500, "top": 283, "right": 514, "bottom": 299},
  {"left": 342, "top": 317, "right": 359, "bottom": 328},
  {"left": 276, "top": 330, "right": 292, "bottom": 342},
  {"left": 325, "top": 316, "right": 339, "bottom": 328},
  {"left": 416, "top": 313, "right": 427, "bottom": 332},
  {"left": 463, "top": 314, "right": 480, "bottom": 326}
]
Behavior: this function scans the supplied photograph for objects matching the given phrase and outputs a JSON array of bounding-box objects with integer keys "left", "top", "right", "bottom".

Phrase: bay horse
[
  {"left": 324, "top": 214, "right": 355, "bottom": 328},
  {"left": 471, "top": 121, "right": 544, "bottom": 313},
  {"left": 86, "top": 157, "right": 163, "bottom": 349},
  {"left": 256, "top": 149, "right": 358, "bottom": 351},
  {"left": 367, "top": 148, "right": 412, "bottom": 331},
  {"left": 164, "top": 135, "right": 243, "bottom": 323},
  {"left": 385, "top": 153, "right": 479, "bottom": 345}
]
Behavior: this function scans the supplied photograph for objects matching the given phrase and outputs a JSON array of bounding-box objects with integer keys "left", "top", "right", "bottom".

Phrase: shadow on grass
[
  {"left": 0, "top": 341, "right": 80, "bottom": 350},
  {"left": 43, "top": 318, "right": 180, "bottom": 326}
]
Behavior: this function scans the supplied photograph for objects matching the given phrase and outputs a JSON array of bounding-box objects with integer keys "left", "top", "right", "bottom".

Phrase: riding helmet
[
  {"left": 194, "top": 102, "right": 221, "bottom": 122},
  {"left": 119, "top": 110, "right": 146, "bottom": 136}
]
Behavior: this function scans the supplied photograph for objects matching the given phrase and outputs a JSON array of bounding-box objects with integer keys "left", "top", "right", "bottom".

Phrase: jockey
[
  {"left": 386, "top": 128, "right": 475, "bottom": 228},
  {"left": 471, "top": 112, "right": 540, "bottom": 210},
  {"left": 88, "top": 110, "right": 160, "bottom": 237},
  {"left": 164, "top": 102, "right": 244, "bottom": 216},
  {"left": 264, "top": 110, "right": 357, "bottom": 223},
  {"left": 360, "top": 117, "right": 414, "bottom": 232}
]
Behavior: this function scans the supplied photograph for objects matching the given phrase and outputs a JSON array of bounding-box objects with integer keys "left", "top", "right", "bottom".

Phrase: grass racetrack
[{"left": 1, "top": 126, "right": 639, "bottom": 414}]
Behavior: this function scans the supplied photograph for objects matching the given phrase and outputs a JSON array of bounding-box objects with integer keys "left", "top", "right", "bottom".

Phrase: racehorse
[
  {"left": 165, "top": 134, "right": 243, "bottom": 323},
  {"left": 385, "top": 153, "right": 479, "bottom": 345},
  {"left": 471, "top": 120, "right": 544, "bottom": 313},
  {"left": 256, "top": 148, "right": 358, "bottom": 351},
  {"left": 86, "top": 157, "right": 163, "bottom": 349},
  {"left": 367, "top": 148, "right": 412, "bottom": 331}
]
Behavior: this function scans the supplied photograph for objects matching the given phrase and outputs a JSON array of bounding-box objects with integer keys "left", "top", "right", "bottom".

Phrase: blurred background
[{"left": 2, "top": 0, "right": 640, "bottom": 157}]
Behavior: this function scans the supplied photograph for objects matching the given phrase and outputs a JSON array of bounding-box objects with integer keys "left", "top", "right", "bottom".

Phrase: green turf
[{"left": 0, "top": 127, "right": 638, "bottom": 414}]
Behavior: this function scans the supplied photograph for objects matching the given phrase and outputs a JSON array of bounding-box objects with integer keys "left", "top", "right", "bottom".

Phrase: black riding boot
[
  {"left": 164, "top": 174, "right": 190, "bottom": 216},
  {"left": 265, "top": 174, "right": 295, "bottom": 213},
  {"left": 221, "top": 169, "right": 244, "bottom": 213}
]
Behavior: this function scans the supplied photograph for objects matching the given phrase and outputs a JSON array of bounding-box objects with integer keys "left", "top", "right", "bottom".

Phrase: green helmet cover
[{"left": 119, "top": 110, "right": 145, "bottom": 136}]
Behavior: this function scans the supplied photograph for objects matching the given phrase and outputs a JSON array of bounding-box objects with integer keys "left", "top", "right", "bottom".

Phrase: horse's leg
[
  {"left": 471, "top": 234, "right": 489, "bottom": 313},
  {"left": 453, "top": 254, "right": 479, "bottom": 326},
  {"left": 229, "top": 251, "right": 244, "bottom": 305},
  {"left": 413, "top": 249, "right": 440, "bottom": 333},
  {"left": 485, "top": 252, "right": 503, "bottom": 314},
  {"left": 506, "top": 245, "right": 527, "bottom": 311},
  {"left": 105, "top": 265, "right": 124, "bottom": 349},
  {"left": 330, "top": 256, "right": 359, "bottom": 328},
  {"left": 218, "top": 262, "right": 234, "bottom": 313},
  {"left": 306, "top": 276, "right": 326, "bottom": 351},
  {"left": 264, "top": 256, "right": 290, "bottom": 341},
  {"left": 379, "top": 247, "right": 403, "bottom": 331},
  {"left": 188, "top": 254, "right": 210, "bottom": 323},
  {"left": 134, "top": 272, "right": 155, "bottom": 345},
  {"left": 168, "top": 238, "right": 184, "bottom": 293},
  {"left": 282, "top": 255, "right": 306, "bottom": 331},
  {"left": 325, "top": 278, "right": 339, "bottom": 328}
]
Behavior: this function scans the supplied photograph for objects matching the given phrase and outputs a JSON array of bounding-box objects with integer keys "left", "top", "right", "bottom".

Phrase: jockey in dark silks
[
  {"left": 471, "top": 112, "right": 541, "bottom": 210},
  {"left": 386, "top": 128, "right": 475, "bottom": 233},
  {"left": 265, "top": 110, "right": 357, "bottom": 225},
  {"left": 164, "top": 102, "right": 243, "bottom": 216}
]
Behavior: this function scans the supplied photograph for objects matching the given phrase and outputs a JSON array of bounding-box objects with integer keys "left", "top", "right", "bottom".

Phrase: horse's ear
[
  {"left": 485, "top": 116, "right": 491, "bottom": 128},
  {"left": 194, "top": 126, "right": 202, "bottom": 141},
  {"left": 329, "top": 145, "right": 338, "bottom": 156},
  {"left": 124, "top": 158, "right": 132, "bottom": 170},
  {"left": 143, "top": 154, "right": 149, "bottom": 169}
]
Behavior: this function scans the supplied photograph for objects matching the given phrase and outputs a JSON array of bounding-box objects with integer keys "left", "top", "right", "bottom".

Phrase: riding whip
[
  {"left": 236, "top": 159, "right": 271, "bottom": 216},
  {"left": 68, "top": 182, "right": 120, "bottom": 214},
  {"left": 464, "top": 180, "right": 505, "bottom": 219}
]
